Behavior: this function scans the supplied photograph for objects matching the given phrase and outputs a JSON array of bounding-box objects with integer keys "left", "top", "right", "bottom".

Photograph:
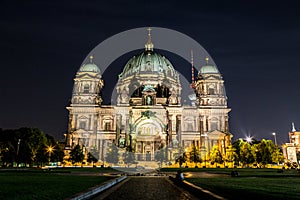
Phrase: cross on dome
[
  {"left": 205, "top": 56, "right": 209, "bottom": 64},
  {"left": 89, "top": 55, "right": 94, "bottom": 63},
  {"left": 145, "top": 27, "right": 154, "bottom": 51}
]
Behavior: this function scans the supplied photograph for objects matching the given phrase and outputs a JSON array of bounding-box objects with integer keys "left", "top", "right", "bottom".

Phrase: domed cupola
[
  {"left": 194, "top": 57, "right": 227, "bottom": 107},
  {"left": 71, "top": 55, "right": 104, "bottom": 106},
  {"left": 198, "top": 57, "right": 219, "bottom": 75},
  {"left": 116, "top": 28, "right": 181, "bottom": 106},
  {"left": 118, "top": 28, "right": 178, "bottom": 82},
  {"left": 78, "top": 55, "right": 101, "bottom": 74},
  {"left": 119, "top": 50, "right": 177, "bottom": 79}
]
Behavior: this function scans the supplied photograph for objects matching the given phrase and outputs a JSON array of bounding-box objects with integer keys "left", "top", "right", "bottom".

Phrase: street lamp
[
  {"left": 47, "top": 146, "right": 54, "bottom": 165},
  {"left": 246, "top": 136, "right": 252, "bottom": 143},
  {"left": 272, "top": 132, "right": 277, "bottom": 146}
]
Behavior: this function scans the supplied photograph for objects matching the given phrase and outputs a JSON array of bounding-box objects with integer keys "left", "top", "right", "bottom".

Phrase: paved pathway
[{"left": 93, "top": 177, "right": 199, "bottom": 200}]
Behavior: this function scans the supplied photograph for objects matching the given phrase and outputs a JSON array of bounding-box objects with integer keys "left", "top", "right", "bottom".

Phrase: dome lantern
[{"left": 145, "top": 27, "right": 154, "bottom": 51}]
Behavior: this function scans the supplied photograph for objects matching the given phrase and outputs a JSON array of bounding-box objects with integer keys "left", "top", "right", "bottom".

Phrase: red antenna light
[{"left": 190, "top": 50, "right": 195, "bottom": 89}]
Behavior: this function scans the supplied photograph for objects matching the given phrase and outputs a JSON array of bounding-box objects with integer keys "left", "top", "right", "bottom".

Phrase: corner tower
[
  {"left": 194, "top": 57, "right": 231, "bottom": 152},
  {"left": 65, "top": 55, "right": 103, "bottom": 149}
]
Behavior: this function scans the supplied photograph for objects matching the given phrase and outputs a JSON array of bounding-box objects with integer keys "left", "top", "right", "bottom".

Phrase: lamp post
[
  {"left": 272, "top": 132, "right": 277, "bottom": 146},
  {"left": 47, "top": 146, "right": 53, "bottom": 165},
  {"left": 16, "top": 139, "right": 21, "bottom": 167}
]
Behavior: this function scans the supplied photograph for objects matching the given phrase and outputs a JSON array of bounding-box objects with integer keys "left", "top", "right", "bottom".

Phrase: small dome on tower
[
  {"left": 198, "top": 57, "right": 219, "bottom": 74},
  {"left": 79, "top": 55, "right": 101, "bottom": 73},
  {"left": 199, "top": 65, "right": 219, "bottom": 74}
]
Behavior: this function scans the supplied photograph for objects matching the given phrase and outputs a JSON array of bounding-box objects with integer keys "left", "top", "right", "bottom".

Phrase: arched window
[
  {"left": 83, "top": 84, "right": 90, "bottom": 93},
  {"left": 103, "top": 119, "right": 112, "bottom": 131},
  {"left": 79, "top": 121, "right": 86, "bottom": 129},
  {"left": 104, "top": 122, "right": 111, "bottom": 131},
  {"left": 210, "top": 117, "right": 218, "bottom": 131},
  {"left": 209, "top": 88, "right": 215, "bottom": 95}
]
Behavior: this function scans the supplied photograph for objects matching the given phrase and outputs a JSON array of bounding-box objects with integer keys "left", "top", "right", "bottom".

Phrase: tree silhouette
[
  {"left": 155, "top": 147, "right": 167, "bottom": 168},
  {"left": 106, "top": 144, "right": 119, "bottom": 165},
  {"left": 209, "top": 145, "right": 224, "bottom": 167},
  {"left": 189, "top": 146, "right": 201, "bottom": 167},
  {"left": 69, "top": 144, "right": 84, "bottom": 165},
  {"left": 87, "top": 152, "right": 98, "bottom": 165},
  {"left": 225, "top": 145, "right": 236, "bottom": 167},
  {"left": 175, "top": 152, "right": 187, "bottom": 168}
]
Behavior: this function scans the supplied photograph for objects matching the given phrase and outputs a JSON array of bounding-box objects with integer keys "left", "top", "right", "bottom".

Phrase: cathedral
[{"left": 65, "top": 30, "right": 232, "bottom": 165}]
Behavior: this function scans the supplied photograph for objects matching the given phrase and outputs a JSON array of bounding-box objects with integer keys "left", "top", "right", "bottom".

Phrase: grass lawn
[
  {"left": 0, "top": 170, "right": 114, "bottom": 200},
  {"left": 185, "top": 169, "right": 300, "bottom": 200}
]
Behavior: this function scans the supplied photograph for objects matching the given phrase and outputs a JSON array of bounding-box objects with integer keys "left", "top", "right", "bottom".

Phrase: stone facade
[
  {"left": 65, "top": 35, "right": 232, "bottom": 164},
  {"left": 283, "top": 124, "right": 300, "bottom": 164}
]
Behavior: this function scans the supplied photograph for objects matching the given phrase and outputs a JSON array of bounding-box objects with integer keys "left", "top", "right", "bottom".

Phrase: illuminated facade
[
  {"left": 283, "top": 123, "right": 300, "bottom": 164},
  {"left": 65, "top": 32, "right": 232, "bottom": 164}
]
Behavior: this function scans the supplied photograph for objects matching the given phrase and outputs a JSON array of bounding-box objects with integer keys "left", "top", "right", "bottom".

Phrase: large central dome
[
  {"left": 115, "top": 29, "right": 181, "bottom": 106},
  {"left": 119, "top": 50, "right": 177, "bottom": 79},
  {"left": 118, "top": 28, "right": 179, "bottom": 82}
]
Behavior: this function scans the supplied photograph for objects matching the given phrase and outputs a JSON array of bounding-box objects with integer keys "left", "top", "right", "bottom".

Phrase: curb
[
  {"left": 169, "top": 176, "right": 226, "bottom": 200},
  {"left": 182, "top": 180, "right": 226, "bottom": 200},
  {"left": 69, "top": 176, "right": 127, "bottom": 200}
]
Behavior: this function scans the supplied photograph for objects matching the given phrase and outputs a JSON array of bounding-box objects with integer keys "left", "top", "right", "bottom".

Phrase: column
[
  {"left": 199, "top": 115, "right": 204, "bottom": 147},
  {"left": 116, "top": 114, "right": 121, "bottom": 145},
  {"left": 225, "top": 116, "right": 229, "bottom": 133},
  {"left": 176, "top": 115, "right": 182, "bottom": 146},
  {"left": 168, "top": 114, "right": 172, "bottom": 146},
  {"left": 89, "top": 114, "right": 92, "bottom": 130}
]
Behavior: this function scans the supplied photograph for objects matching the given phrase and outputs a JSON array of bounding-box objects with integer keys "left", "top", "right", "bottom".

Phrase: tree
[
  {"left": 239, "top": 141, "right": 255, "bottom": 167},
  {"left": 69, "top": 144, "right": 84, "bottom": 165},
  {"left": 253, "top": 139, "right": 273, "bottom": 167},
  {"left": 271, "top": 146, "right": 284, "bottom": 165},
  {"left": 232, "top": 139, "right": 243, "bottom": 167},
  {"left": 52, "top": 143, "right": 65, "bottom": 163},
  {"left": 253, "top": 139, "right": 284, "bottom": 167},
  {"left": 87, "top": 152, "right": 98, "bottom": 165},
  {"left": 209, "top": 145, "right": 223, "bottom": 167},
  {"left": 87, "top": 147, "right": 99, "bottom": 165},
  {"left": 0, "top": 129, "right": 17, "bottom": 166},
  {"left": 175, "top": 152, "right": 187, "bottom": 168},
  {"left": 189, "top": 146, "right": 201, "bottom": 167},
  {"left": 123, "top": 151, "right": 136, "bottom": 167},
  {"left": 106, "top": 144, "right": 119, "bottom": 165},
  {"left": 0, "top": 128, "right": 64, "bottom": 167},
  {"left": 17, "top": 127, "right": 47, "bottom": 166},
  {"left": 224, "top": 145, "right": 236, "bottom": 168},
  {"left": 35, "top": 143, "right": 48, "bottom": 167},
  {"left": 155, "top": 147, "right": 167, "bottom": 168}
]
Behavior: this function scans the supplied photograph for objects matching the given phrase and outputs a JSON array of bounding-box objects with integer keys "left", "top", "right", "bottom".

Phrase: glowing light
[
  {"left": 47, "top": 145, "right": 54, "bottom": 164},
  {"left": 246, "top": 136, "right": 252, "bottom": 143},
  {"left": 47, "top": 146, "right": 53, "bottom": 153}
]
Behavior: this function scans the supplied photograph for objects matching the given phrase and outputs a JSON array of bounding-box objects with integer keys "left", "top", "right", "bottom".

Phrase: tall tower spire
[
  {"left": 190, "top": 50, "right": 195, "bottom": 89},
  {"left": 145, "top": 27, "right": 154, "bottom": 51},
  {"left": 292, "top": 122, "right": 296, "bottom": 132},
  {"left": 191, "top": 50, "right": 194, "bottom": 83}
]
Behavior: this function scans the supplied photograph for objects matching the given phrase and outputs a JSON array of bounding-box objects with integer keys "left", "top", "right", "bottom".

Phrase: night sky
[{"left": 1, "top": 0, "right": 300, "bottom": 145}]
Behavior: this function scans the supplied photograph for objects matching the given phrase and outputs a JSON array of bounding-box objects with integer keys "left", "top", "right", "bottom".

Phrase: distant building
[
  {"left": 283, "top": 123, "right": 300, "bottom": 164},
  {"left": 64, "top": 30, "right": 232, "bottom": 164}
]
